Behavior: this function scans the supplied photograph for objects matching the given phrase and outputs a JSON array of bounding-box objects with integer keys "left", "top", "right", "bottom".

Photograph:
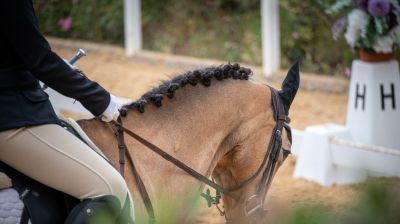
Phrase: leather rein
[{"left": 111, "top": 86, "right": 292, "bottom": 223}]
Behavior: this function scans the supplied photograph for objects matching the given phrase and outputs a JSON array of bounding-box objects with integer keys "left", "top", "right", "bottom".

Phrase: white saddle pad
[{"left": 0, "top": 188, "right": 30, "bottom": 224}]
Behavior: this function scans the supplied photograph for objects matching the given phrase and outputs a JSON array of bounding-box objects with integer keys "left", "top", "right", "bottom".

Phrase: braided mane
[{"left": 123, "top": 63, "right": 252, "bottom": 114}]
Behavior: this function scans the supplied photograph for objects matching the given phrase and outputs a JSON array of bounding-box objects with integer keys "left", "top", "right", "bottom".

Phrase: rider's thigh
[{"left": 0, "top": 124, "right": 128, "bottom": 205}]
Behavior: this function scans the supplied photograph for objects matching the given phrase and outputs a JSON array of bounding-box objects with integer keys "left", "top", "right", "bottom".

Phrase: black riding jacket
[{"left": 0, "top": 0, "right": 110, "bottom": 131}]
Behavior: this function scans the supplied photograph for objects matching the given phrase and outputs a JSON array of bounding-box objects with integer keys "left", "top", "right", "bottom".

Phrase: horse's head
[{"left": 212, "top": 63, "right": 300, "bottom": 223}]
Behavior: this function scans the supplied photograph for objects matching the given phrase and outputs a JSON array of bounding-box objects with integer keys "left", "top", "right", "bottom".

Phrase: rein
[{"left": 111, "top": 86, "right": 291, "bottom": 223}]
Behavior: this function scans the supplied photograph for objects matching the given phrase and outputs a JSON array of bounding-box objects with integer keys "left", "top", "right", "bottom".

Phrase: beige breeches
[{"left": 0, "top": 124, "right": 131, "bottom": 208}]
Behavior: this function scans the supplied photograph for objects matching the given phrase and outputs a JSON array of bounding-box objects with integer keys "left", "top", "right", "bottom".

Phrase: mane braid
[{"left": 123, "top": 63, "right": 253, "bottom": 114}]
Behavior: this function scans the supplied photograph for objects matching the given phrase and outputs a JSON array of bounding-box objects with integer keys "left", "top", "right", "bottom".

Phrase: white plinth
[
  {"left": 293, "top": 124, "right": 367, "bottom": 186},
  {"left": 292, "top": 60, "right": 400, "bottom": 186},
  {"left": 347, "top": 60, "right": 400, "bottom": 149}
]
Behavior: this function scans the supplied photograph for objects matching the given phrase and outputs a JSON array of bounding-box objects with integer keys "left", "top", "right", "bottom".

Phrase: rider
[{"left": 0, "top": 1, "right": 133, "bottom": 223}]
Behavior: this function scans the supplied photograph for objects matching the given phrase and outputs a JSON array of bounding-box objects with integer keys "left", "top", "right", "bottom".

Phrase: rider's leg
[{"left": 0, "top": 124, "right": 134, "bottom": 223}]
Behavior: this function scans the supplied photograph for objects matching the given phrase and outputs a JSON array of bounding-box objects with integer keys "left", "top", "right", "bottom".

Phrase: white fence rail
[
  {"left": 331, "top": 138, "right": 400, "bottom": 177},
  {"left": 292, "top": 124, "right": 400, "bottom": 186}
]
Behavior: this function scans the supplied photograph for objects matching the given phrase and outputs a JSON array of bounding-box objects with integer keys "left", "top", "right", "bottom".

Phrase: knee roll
[
  {"left": 109, "top": 174, "right": 130, "bottom": 205},
  {"left": 65, "top": 194, "right": 134, "bottom": 224}
]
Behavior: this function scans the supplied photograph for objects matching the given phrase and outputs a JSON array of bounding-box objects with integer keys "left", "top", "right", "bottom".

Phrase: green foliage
[
  {"left": 34, "top": 0, "right": 124, "bottom": 44},
  {"left": 280, "top": 0, "right": 353, "bottom": 74},
  {"left": 141, "top": 0, "right": 262, "bottom": 64},
  {"left": 34, "top": 0, "right": 353, "bottom": 75},
  {"left": 134, "top": 189, "right": 201, "bottom": 223},
  {"left": 325, "top": 0, "right": 354, "bottom": 14},
  {"left": 341, "top": 182, "right": 400, "bottom": 224},
  {"left": 283, "top": 181, "right": 400, "bottom": 224},
  {"left": 283, "top": 206, "right": 336, "bottom": 224}
]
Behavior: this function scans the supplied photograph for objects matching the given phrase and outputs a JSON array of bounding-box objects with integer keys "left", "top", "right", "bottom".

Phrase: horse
[{"left": 77, "top": 63, "right": 299, "bottom": 223}]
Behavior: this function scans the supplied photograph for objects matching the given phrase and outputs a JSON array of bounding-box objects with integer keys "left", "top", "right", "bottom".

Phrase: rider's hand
[{"left": 101, "top": 95, "right": 121, "bottom": 122}]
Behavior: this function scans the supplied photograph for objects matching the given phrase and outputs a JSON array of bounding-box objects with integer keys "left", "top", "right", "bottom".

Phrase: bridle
[
  {"left": 224, "top": 86, "right": 292, "bottom": 223},
  {"left": 111, "top": 86, "right": 292, "bottom": 223}
]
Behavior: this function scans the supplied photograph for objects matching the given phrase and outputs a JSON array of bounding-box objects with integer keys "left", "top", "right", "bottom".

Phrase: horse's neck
[
  {"left": 126, "top": 80, "right": 264, "bottom": 174},
  {"left": 79, "top": 80, "right": 268, "bottom": 217}
]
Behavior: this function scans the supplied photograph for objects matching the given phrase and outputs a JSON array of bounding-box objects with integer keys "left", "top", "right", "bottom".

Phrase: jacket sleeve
[{"left": 0, "top": 0, "right": 110, "bottom": 116}]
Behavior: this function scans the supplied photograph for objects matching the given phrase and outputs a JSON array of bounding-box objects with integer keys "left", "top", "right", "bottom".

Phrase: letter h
[
  {"left": 380, "top": 83, "right": 396, "bottom": 110},
  {"left": 355, "top": 83, "right": 366, "bottom": 111}
]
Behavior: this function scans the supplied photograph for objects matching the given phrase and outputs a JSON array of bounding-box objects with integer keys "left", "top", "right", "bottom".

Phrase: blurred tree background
[{"left": 34, "top": 0, "right": 354, "bottom": 76}]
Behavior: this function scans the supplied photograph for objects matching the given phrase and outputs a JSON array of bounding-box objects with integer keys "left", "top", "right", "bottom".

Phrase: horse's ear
[{"left": 278, "top": 62, "right": 300, "bottom": 114}]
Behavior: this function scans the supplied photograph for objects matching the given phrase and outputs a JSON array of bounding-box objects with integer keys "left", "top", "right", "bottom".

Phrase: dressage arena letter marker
[
  {"left": 355, "top": 83, "right": 366, "bottom": 111},
  {"left": 380, "top": 83, "right": 396, "bottom": 110}
]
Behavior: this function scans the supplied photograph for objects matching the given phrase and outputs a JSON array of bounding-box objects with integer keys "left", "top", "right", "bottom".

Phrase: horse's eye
[{"left": 282, "top": 148, "right": 291, "bottom": 160}]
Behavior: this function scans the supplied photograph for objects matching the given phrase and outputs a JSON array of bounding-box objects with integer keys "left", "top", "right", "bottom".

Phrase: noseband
[{"left": 112, "top": 86, "right": 292, "bottom": 223}]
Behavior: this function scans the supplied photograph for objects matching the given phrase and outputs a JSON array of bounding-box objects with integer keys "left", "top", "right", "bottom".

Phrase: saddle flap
[{"left": 59, "top": 117, "right": 107, "bottom": 158}]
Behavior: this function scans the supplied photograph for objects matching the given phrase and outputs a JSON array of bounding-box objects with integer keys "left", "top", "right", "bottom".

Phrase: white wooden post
[
  {"left": 261, "top": 0, "right": 280, "bottom": 76},
  {"left": 124, "top": 0, "right": 142, "bottom": 56}
]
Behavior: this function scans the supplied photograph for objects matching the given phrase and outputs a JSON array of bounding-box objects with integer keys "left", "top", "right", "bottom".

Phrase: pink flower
[
  {"left": 58, "top": 16, "right": 72, "bottom": 32},
  {"left": 292, "top": 32, "right": 300, "bottom": 40},
  {"left": 344, "top": 67, "right": 351, "bottom": 77}
]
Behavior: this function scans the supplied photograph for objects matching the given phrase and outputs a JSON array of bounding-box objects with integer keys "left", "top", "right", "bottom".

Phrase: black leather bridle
[
  {"left": 224, "top": 86, "right": 292, "bottom": 223},
  {"left": 112, "top": 86, "right": 292, "bottom": 223}
]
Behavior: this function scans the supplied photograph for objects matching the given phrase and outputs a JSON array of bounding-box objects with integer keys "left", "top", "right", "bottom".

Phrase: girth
[{"left": 112, "top": 86, "right": 291, "bottom": 223}]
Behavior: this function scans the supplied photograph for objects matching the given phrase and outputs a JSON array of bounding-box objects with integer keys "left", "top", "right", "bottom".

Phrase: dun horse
[{"left": 78, "top": 63, "right": 299, "bottom": 223}]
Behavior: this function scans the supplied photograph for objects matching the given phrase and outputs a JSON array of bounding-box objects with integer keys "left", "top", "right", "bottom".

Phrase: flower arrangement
[{"left": 327, "top": 0, "right": 400, "bottom": 55}]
